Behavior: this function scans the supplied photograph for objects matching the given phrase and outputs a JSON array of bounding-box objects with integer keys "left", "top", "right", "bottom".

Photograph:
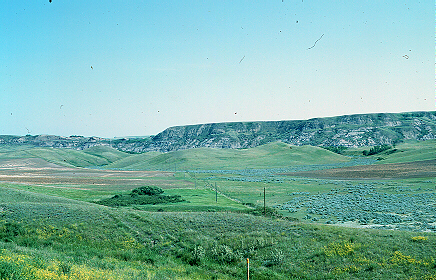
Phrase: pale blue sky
[{"left": 1, "top": 1, "right": 434, "bottom": 137}]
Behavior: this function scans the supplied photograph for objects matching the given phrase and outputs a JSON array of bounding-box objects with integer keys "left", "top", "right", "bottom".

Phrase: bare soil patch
[
  {"left": 0, "top": 158, "right": 70, "bottom": 170},
  {"left": 281, "top": 159, "right": 436, "bottom": 179},
  {"left": 0, "top": 158, "right": 192, "bottom": 190}
]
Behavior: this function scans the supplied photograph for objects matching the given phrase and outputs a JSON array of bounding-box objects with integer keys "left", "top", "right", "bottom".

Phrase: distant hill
[
  {"left": 105, "top": 142, "right": 349, "bottom": 170},
  {"left": 0, "top": 146, "right": 131, "bottom": 168},
  {"left": 1, "top": 111, "right": 435, "bottom": 152}
]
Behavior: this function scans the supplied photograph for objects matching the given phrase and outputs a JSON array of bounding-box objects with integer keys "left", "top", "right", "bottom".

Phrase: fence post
[{"left": 247, "top": 258, "right": 250, "bottom": 280}]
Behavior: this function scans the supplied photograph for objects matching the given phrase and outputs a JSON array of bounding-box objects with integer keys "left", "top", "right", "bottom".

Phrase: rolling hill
[
  {"left": 104, "top": 142, "right": 350, "bottom": 170},
  {"left": 0, "top": 146, "right": 131, "bottom": 168},
  {"left": 1, "top": 139, "right": 435, "bottom": 171}
]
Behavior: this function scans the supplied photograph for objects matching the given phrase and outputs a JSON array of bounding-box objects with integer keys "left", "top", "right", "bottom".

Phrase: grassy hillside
[
  {"left": 5, "top": 139, "right": 434, "bottom": 172},
  {"left": 374, "top": 140, "right": 436, "bottom": 163},
  {"left": 0, "top": 185, "right": 435, "bottom": 279},
  {"left": 81, "top": 145, "right": 131, "bottom": 164},
  {"left": 23, "top": 148, "right": 117, "bottom": 168},
  {"left": 0, "top": 146, "right": 131, "bottom": 168},
  {"left": 338, "top": 140, "right": 436, "bottom": 163},
  {"left": 107, "top": 142, "right": 350, "bottom": 171},
  {"left": 0, "top": 145, "right": 35, "bottom": 159},
  {"left": 103, "top": 151, "right": 162, "bottom": 169}
]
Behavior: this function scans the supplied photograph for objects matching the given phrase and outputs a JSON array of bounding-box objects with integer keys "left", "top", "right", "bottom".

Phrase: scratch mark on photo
[{"left": 307, "top": 34, "right": 324, "bottom": 50}]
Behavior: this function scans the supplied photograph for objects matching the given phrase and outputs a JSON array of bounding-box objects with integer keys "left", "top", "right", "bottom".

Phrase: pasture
[{"left": 0, "top": 140, "right": 435, "bottom": 279}]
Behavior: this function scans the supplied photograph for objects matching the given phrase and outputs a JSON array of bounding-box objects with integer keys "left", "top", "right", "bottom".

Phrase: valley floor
[{"left": 0, "top": 142, "right": 435, "bottom": 279}]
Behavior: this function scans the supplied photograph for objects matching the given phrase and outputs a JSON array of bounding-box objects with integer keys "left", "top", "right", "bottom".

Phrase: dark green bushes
[
  {"left": 96, "top": 186, "right": 185, "bottom": 207},
  {"left": 247, "top": 206, "right": 283, "bottom": 218},
  {"left": 0, "top": 222, "right": 25, "bottom": 243},
  {"left": 131, "top": 186, "right": 164, "bottom": 196},
  {"left": 324, "top": 146, "right": 348, "bottom": 154},
  {"left": 363, "top": 145, "right": 392, "bottom": 156}
]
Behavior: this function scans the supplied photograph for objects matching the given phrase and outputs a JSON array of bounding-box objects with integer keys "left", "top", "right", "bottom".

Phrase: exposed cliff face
[
  {"left": 147, "top": 111, "right": 436, "bottom": 152},
  {"left": 0, "top": 135, "right": 112, "bottom": 150},
  {"left": 1, "top": 111, "right": 435, "bottom": 152}
]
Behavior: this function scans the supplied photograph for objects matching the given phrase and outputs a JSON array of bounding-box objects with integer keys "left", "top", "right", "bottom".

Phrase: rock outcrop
[{"left": 1, "top": 111, "right": 435, "bottom": 152}]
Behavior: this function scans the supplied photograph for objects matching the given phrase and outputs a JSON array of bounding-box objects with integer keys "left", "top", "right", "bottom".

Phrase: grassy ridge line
[
  {"left": 102, "top": 151, "right": 162, "bottom": 169},
  {"left": 23, "top": 148, "right": 115, "bottom": 168},
  {"left": 81, "top": 145, "right": 130, "bottom": 163},
  {"left": 0, "top": 146, "right": 131, "bottom": 168},
  {"left": 107, "top": 142, "right": 350, "bottom": 171},
  {"left": 1, "top": 140, "right": 434, "bottom": 171}
]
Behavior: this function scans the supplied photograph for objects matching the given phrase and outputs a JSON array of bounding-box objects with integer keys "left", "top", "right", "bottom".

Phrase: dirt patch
[
  {"left": 0, "top": 158, "right": 192, "bottom": 190},
  {"left": 0, "top": 158, "right": 71, "bottom": 170},
  {"left": 280, "top": 159, "right": 436, "bottom": 180}
]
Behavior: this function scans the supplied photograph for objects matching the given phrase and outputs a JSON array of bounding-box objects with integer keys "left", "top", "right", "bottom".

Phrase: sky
[{"left": 1, "top": 1, "right": 434, "bottom": 138}]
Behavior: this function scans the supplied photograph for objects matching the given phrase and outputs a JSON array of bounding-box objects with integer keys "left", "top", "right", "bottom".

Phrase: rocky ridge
[{"left": 1, "top": 111, "right": 435, "bottom": 153}]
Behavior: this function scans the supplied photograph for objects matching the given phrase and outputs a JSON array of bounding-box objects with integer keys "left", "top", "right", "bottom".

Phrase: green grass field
[
  {"left": 1, "top": 184, "right": 435, "bottom": 279},
  {"left": 105, "top": 142, "right": 351, "bottom": 171},
  {"left": 0, "top": 141, "right": 435, "bottom": 279}
]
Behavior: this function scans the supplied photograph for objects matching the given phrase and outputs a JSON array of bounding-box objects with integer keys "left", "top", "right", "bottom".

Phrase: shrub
[
  {"left": 0, "top": 222, "right": 25, "bottom": 242},
  {"left": 323, "top": 146, "right": 348, "bottom": 154},
  {"left": 182, "top": 245, "right": 206, "bottom": 265},
  {"left": 210, "top": 244, "right": 240, "bottom": 264},
  {"left": 263, "top": 248, "right": 285, "bottom": 267},
  {"left": 96, "top": 186, "right": 185, "bottom": 207},
  {"left": 131, "top": 186, "right": 164, "bottom": 196},
  {"left": 363, "top": 145, "right": 392, "bottom": 156},
  {"left": 248, "top": 206, "right": 283, "bottom": 218}
]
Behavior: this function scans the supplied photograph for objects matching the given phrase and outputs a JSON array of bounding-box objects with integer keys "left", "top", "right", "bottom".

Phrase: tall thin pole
[
  {"left": 247, "top": 258, "right": 250, "bottom": 280},
  {"left": 215, "top": 182, "right": 218, "bottom": 203}
]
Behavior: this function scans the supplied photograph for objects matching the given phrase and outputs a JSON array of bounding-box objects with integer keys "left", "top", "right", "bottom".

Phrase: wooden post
[
  {"left": 215, "top": 182, "right": 217, "bottom": 203},
  {"left": 247, "top": 258, "right": 250, "bottom": 280}
]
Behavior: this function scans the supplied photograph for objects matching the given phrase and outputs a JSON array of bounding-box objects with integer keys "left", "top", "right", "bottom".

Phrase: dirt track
[{"left": 281, "top": 159, "right": 436, "bottom": 180}]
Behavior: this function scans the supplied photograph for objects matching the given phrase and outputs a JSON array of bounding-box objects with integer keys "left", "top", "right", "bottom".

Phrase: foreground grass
[{"left": 1, "top": 186, "right": 435, "bottom": 279}]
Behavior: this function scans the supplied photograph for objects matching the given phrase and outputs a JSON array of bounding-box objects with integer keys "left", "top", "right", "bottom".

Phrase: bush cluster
[
  {"left": 362, "top": 145, "right": 392, "bottom": 156},
  {"left": 96, "top": 186, "right": 185, "bottom": 207},
  {"left": 323, "top": 146, "right": 348, "bottom": 154}
]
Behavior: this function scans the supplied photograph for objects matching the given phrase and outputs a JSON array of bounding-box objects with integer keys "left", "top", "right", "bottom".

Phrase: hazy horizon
[
  {"left": 2, "top": 110, "right": 434, "bottom": 139},
  {"left": 2, "top": 1, "right": 434, "bottom": 138}
]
